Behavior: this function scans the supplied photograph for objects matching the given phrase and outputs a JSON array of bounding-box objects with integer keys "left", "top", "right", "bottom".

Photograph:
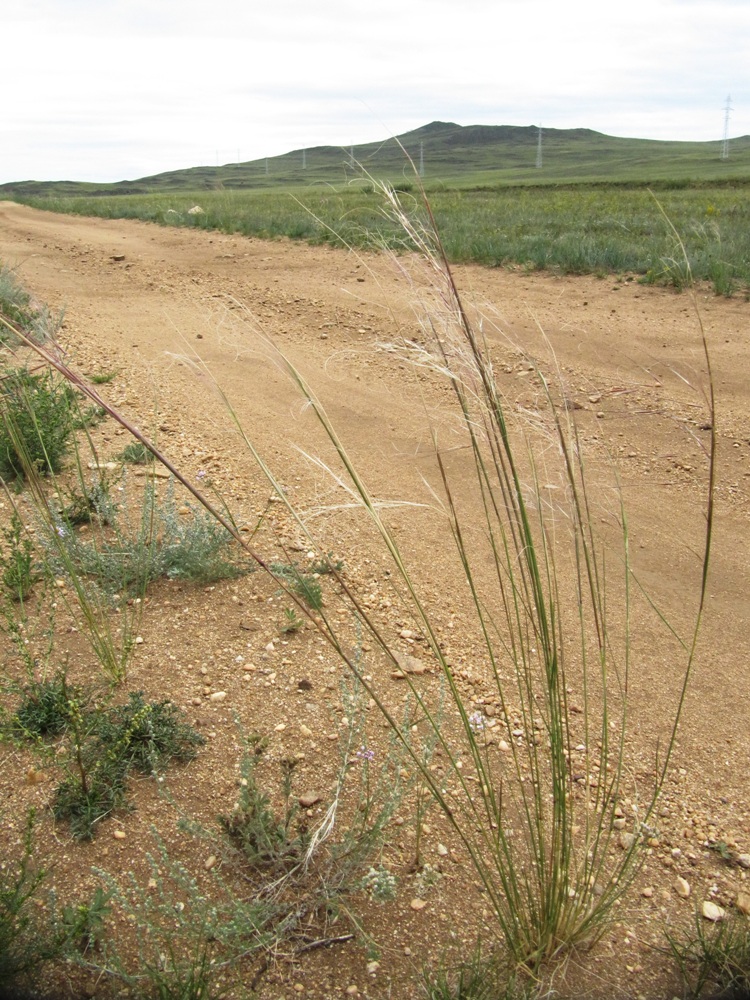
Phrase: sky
[{"left": 3, "top": 0, "right": 749, "bottom": 184}]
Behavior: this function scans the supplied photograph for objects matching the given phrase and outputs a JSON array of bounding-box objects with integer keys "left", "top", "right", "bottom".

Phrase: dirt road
[{"left": 1, "top": 201, "right": 749, "bottom": 998}]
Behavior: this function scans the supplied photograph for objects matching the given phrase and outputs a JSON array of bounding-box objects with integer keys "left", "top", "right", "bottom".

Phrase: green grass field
[
  {"left": 4, "top": 121, "right": 750, "bottom": 293},
  {"left": 15, "top": 183, "right": 750, "bottom": 294}
]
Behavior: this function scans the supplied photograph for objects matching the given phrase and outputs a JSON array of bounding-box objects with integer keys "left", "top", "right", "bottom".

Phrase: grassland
[{"left": 15, "top": 183, "right": 750, "bottom": 293}]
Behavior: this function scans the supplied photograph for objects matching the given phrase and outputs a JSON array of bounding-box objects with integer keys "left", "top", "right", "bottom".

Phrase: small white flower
[{"left": 469, "top": 711, "right": 486, "bottom": 733}]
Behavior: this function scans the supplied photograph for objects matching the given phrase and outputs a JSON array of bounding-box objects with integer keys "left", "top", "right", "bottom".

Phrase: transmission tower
[
  {"left": 536, "top": 125, "right": 543, "bottom": 168},
  {"left": 721, "top": 95, "right": 732, "bottom": 160}
]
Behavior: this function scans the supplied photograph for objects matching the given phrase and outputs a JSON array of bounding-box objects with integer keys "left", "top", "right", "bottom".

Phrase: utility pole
[
  {"left": 721, "top": 95, "right": 732, "bottom": 160},
  {"left": 536, "top": 125, "right": 543, "bottom": 168}
]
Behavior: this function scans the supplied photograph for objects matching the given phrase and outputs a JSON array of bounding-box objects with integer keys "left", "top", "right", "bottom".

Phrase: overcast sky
[{"left": 3, "top": 0, "right": 748, "bottom": 184}]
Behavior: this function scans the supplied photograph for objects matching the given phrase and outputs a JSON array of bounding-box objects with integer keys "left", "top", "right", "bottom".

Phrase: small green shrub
[
  {"left": 53, "top": 745, "right": 131, "bottom": 841},
  {"left": 88, "top": 370, "right": 118, "bottom": 385},
  {"left": 60, "top": 471, "right": 118, "bottom": 527},
  {"left": 47, "top": 691, "right": 205, "bottom": 839},
  {"left": 281, "top": 606, "right": 304, "bottom": 633},
  {"left": 48, "top": 480, "right": 249, "bottom": 596},
  {"left": 57, "top": 886, "right": 111, "bottom": 956},
  {"left": 93, "top": 841, "right": 274, "bottom": 999},
  {"left": 0, "top": 366, "right": 75, "bottom": 480},
  {"left": 117, "top": 440, "right": 153, "bottom": 465},
  {"left": 10, "top": 671, "right": 78, "bottom": 738},
  {"left": 0, "top": 511, "right": 41, "bottom": 602},
  {"left": 270, "top": 561, "right": 323, "bottom": 610},
  {"left": 0, "top": 810, "right": 57, "bottom": 983},
  {"left": 94, "top": 691, "right": 205, "bottom": 775},
  {"left": 221, "top": 747, "right": 308, "bottom": 871}
]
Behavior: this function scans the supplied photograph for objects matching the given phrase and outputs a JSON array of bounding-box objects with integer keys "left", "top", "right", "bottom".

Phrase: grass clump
[
  {"left": 423, "top": 946, "right": 528, "bottom": 1000},
  {"left": 214, "top": 182, "right": 716, "bottom": 974},
  {"left": 0, "top": 365, "right": 75, "bottom": 480},
  {"left": 0, "top": 263, "right": 59, "bottom": 345},
  {"left": 667, "top": 911, "right": 750, "bottom": 999}
]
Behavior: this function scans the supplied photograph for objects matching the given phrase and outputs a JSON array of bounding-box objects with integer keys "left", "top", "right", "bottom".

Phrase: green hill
[{"left": 3, "top": 121, "right": 750, "bottom": 197}]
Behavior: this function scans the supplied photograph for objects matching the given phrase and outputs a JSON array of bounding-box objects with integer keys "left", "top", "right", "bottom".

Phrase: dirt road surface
[{"left": 1, "top": 201, "right": 749, "bottom": 998}]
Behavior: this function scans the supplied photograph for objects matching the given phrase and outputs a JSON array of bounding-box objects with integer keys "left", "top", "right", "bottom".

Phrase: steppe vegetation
[
  {"left": 14, "top": 184, "right": 750, "bottom": 295},
  {"left": 0, "top": 168, "right": 748, "bottom": 1000}
]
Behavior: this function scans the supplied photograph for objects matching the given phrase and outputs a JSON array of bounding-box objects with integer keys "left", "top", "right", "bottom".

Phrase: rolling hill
[{"left": 2, "top": 121, "right": 750, "bottom": 197}]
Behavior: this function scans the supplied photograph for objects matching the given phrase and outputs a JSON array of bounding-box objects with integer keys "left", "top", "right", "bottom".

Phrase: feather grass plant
[{"left": 0, "top": 181, "right": 715, "bottom": 978}]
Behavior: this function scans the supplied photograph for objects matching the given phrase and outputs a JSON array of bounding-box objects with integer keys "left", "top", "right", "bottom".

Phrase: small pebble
[
  {"left": 209, "top": 691, "right": 227, "bottom": 702},
  {"left": 702, "top": 900, "right": 725, "bottom": 922},
  {"left": 410, "top": 898, "right": 427, "bottom": 911},
  {"left": 113, "top": 830, "right": 126, "bottom": 840},
  {"left": 675, "top": 877, "right": 691, "bottom": 898}
]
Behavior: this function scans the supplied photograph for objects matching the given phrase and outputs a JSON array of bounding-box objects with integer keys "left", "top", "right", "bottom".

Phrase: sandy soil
[{"left": 0, "top": 201, "right": 749, "bottom": 1000}]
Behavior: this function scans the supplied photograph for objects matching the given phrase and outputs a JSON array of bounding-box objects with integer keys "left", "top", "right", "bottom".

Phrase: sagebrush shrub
[{"left": 0, "top": 366, "right": 74, "bottom": 480}]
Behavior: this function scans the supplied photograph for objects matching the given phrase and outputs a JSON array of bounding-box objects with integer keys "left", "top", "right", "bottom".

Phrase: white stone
[
  {"left": 675, "top": 877, "right": 691, "bottom": 898},
  {"left": 702, "top": 900, "right": 725, "bottom": 922}
]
